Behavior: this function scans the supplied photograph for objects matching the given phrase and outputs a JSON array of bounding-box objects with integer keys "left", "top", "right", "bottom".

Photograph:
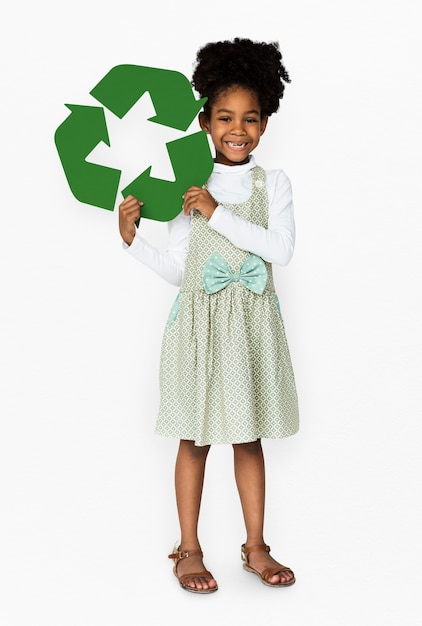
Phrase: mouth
[{"left": 226, "top": 141, "right": 249, "bottom": 151}]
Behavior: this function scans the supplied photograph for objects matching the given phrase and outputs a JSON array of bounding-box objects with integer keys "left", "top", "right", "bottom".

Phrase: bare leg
[
  {"left": 233, "top": 440, "right": 294, "bottom": 585},
  {"left": 173, "top": 439, "right": 217, "bottom": 591}
]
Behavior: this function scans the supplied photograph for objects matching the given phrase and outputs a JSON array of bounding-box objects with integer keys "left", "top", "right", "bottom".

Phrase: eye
[
  {"left": 218, "top": 117, "right": 231, "bottom": 122},
  {"left": 246, "top": 118, "right": 258, "bottom": 123}
]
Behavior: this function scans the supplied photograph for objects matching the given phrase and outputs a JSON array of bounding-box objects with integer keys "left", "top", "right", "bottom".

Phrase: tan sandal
[
  {"left": 168, "top": 546, "right": 218, "bottom": 594},
  {"left": 241, "top": 543, "right": 295, "bottom": 587}
]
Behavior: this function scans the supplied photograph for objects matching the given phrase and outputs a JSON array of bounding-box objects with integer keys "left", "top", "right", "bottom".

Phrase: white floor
[{"left": 1, "top": 417, "right": 420, "bottom": 626}]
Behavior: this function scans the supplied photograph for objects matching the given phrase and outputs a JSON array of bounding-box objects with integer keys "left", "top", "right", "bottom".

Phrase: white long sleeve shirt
[{"left": 125, "top": 155, "right": 295, "bottom": 286}]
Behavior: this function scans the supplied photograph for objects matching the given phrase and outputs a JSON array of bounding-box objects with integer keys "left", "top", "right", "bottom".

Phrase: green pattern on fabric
[
  {"left": 166, "top": 292, "right": 180, "bottom": 328},
  {"left": 157, "top": 166, "right": 299, "bottom": 446}
]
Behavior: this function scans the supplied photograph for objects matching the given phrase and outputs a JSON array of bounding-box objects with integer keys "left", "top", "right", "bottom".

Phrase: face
[{"left": 199, "top": 87, "right": 268, "bottom": 166}]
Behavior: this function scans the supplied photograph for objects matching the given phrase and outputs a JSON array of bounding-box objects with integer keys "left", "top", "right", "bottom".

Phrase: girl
[{"left": 119, "top": 38, "right": 299, "bottom": 593}]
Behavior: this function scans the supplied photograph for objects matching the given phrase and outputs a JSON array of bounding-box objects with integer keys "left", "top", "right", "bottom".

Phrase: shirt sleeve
[
  {"left": 123, "top": 210, "right": 190, "bottom": 286},
  {"left": 207, "top": 170, "right": 295, "bottom": 266}
]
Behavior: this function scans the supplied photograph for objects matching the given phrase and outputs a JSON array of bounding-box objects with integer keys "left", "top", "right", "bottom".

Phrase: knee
[
  {"left": 232, "top": 439, "right": 262, "bottom": 457},
  {"left": 179, "top": 439, "right": 211, "bottom": 459}
]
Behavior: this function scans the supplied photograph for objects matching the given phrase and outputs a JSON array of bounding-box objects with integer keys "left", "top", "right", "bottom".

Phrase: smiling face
[{"left": 199, "top": 87, "right": 268, "bottom": 166}]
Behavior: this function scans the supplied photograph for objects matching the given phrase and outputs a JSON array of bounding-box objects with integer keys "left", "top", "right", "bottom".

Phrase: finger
[
  {"left": 127, "top": 208, "right": 142, "bottom": 221},
  {"left": 182, "top": 192, "right": 195, "bottom": 205},
  {"left": 182, "top": 195, "right": 197, "bottom": 214},
  {"left": 183, "top": 190, "right": 201, "bottom": 206},
  {"left": 120, "top": 195, "right": 142, "bottom": 209},
  {"left": 121, "top": 199, "right": 143, "bottom": 214},
  {"left": 183, "top": 201, "right": 197, "bottom": 215},
  {"left": 184, "top": 186, "right": 202, "bottom": 194},
  {"left": 120, "top": 201, "right": 142, "bottom": 220},
  {"left": 183, "top": 187, "right": 204, "bottom": 201},
  {"left": 121, "top": 194, "right": 138, "bottom": 205}
]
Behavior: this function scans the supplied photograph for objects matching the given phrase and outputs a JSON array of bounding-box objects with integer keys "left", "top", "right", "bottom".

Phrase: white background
[{"left": 1, "top": 1, "right": 421, "bottom": 624}]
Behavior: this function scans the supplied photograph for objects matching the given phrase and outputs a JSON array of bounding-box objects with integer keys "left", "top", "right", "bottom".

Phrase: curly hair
[{"left": 191, "top": 37, "right": 291, "bottom": 118}]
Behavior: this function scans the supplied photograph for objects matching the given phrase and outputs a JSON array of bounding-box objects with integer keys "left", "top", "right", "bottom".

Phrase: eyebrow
[{"left": 216, "top": 108, "right": 260, "bottom": 115}]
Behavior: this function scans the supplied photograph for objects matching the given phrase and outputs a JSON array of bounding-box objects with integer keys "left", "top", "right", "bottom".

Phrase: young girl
[{"left": 119, "top": 37, "right": 299, "bottom": 593}]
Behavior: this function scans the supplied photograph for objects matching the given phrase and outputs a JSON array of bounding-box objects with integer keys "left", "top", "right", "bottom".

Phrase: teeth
[{"left": 227, "top": 142, "right": 246, "bottom": 147}]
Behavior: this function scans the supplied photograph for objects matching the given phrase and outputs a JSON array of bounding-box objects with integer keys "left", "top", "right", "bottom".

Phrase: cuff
[{"left": 208, "top": 204, "right": 226, "bottom": 229}]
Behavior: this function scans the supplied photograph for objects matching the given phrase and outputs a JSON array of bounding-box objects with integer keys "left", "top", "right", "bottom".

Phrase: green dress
[{"left": 155, "top": 166, "right": 299, "bottom": 446}]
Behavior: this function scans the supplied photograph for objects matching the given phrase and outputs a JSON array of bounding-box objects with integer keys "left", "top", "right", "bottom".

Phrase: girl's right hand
[{"left": 119, "top": 195, "right": 143, "bottom": 246}]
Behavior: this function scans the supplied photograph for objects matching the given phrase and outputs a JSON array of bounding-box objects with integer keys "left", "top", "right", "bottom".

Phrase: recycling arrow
[
  {"left": 122, "top": 129, "right": 212, "bottom": 221},
  {"left": 55, "top": 64, "right": 214, "bottom": 221},
  {"left": 54, "top": 104, "right": 121, "bottom": 211},
  {"left": 90, "top": 64, "right": 207, "bottom": 131}
]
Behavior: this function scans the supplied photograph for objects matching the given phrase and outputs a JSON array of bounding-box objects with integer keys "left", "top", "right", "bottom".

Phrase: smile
[{"left": 226, "top": 141, "right": 249, "bottom": 150}]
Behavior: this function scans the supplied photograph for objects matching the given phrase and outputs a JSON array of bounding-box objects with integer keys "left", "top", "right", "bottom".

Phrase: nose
[
  {"left": 231, "top": 127, "right": 246, "bottom": 136},
  {"left": 230, "top": 119, "right": 246, "bottom": 135}
]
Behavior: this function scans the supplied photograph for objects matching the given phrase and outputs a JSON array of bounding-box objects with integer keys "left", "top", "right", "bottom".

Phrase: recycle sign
[{"left": 54, "top": 64, "right": 214, "bottom": 221}]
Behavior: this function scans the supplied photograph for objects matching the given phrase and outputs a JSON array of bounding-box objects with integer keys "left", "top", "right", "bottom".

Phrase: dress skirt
[{"left": 155, "top": 166, "right": 299, "bottom": 446}]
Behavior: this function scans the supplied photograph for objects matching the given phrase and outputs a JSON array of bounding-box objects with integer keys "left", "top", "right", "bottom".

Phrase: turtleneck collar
[{"left": 212, "top": 155, "right": 256, "bottom": 176}]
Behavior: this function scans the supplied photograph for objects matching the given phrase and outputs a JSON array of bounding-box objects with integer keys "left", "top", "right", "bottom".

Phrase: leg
[
  {"left": 233, "top": 440, "right": 294, "bottom": 585},
  {"left": 173, "top": 439, "right": 217, "bottom": 591}
]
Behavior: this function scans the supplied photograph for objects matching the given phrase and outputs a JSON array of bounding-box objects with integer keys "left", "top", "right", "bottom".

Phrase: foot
[
  {"left": 242, "top": 544, "right": 295, "bottom": 586},
  {"left": 169, "top": 547, "right": 218, "bottom": 593}
]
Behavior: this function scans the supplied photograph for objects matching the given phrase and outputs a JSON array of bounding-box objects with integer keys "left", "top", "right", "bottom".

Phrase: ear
[
  {"left": 199, "top": 112, "right": 210, "bottom": 133},
  {"left": 260, "top": 115, "right": 269, "bottom": 136}
]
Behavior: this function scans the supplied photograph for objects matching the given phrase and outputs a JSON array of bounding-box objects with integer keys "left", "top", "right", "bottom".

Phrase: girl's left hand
[{"left": 182, "top": 186, "right": 218, "bottom": 219}]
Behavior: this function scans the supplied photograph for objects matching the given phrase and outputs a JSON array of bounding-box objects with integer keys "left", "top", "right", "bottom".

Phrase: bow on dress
[{"left": 202, "top": 252, "right": 268, "bottom": 295}]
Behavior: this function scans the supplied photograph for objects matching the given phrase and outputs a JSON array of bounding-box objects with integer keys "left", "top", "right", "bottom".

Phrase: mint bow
[{"left": 202, "top": 253, "right": 268, "bottom": 295}]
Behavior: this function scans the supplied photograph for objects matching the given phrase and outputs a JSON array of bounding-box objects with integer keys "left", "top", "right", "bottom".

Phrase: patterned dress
[{"left": 155, "top": 166, "right": 299, "bottom": 446}]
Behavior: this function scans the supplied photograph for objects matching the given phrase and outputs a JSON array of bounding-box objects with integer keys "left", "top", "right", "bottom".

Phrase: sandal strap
[
  {"left": 261, "top": 566, "right": 294, "bottom": 583},
  {"left": 168, "top": 548, "right": 203, "bottom": 561},
  {"left": 242, "top": 543, "right": 271, "bottom": 560},
  {"left": 178, "top": 570, "right": 214, "bottom": 586}
]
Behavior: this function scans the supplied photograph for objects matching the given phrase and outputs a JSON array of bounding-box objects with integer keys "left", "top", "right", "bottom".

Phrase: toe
[
  {"left": 193, "top": 578, "right": 205, "bottom": 589},
  {"left": 191, "top": 577, "right": 207, "bottom": 590},
  {"left": 190, "top": 577, "right": 203, "bottom": 590},
  {"left": 279, "top": 569, "right": 294, "bottom": 584},
  {"left": 196, "top": 576, "right": 217, "bottom": 590},
  {"left": 267, "top": 568, "right": 294, "bottom": 585}
]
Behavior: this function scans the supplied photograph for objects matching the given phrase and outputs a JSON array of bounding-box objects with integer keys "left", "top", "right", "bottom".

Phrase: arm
[
  {"left": 207, "top": 171, "right": 296, "bottom": 266},
  {"left": 119, "top": 196, "right": 190, "bottom": 286}
]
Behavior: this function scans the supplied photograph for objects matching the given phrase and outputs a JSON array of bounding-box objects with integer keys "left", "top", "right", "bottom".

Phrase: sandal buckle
[{"left": 178, "top": 550, "right": 189, "bottom": 559}]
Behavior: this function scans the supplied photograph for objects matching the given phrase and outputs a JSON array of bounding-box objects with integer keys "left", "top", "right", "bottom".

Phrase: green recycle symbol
[{"left": 54, "top": 64, "right": 214, "bottom": 221}]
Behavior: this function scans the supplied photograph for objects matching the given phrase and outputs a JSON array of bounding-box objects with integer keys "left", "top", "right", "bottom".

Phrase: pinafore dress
[{"left": 155, "top": 166, "right": 299, "bottom": 446}]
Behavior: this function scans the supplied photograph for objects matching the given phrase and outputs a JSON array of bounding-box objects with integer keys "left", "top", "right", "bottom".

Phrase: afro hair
[{"left": 191, "top": 37, "right": 291, "bottom": 118}]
